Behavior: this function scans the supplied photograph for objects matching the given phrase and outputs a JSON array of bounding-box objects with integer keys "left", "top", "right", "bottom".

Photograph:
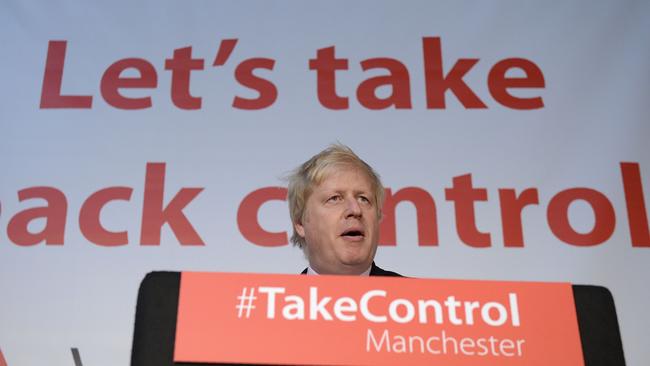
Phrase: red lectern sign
[{"left": 174, "top": 272, "right": 584, "bottom": 365}]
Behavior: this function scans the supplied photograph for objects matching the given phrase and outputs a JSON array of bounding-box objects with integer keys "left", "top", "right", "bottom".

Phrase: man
[{"left": 287, "top": 144, "right": 401, "bottom": 277}]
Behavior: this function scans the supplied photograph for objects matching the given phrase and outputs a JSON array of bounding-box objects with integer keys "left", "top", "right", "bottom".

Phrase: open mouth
[{"left": 341, "top": 229, "right": 365, "bottom": 238}]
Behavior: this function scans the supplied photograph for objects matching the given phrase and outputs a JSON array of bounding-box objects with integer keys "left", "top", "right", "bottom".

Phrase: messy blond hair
[{"left": 287, "top": 144, "right": 384, "bottom": 248}]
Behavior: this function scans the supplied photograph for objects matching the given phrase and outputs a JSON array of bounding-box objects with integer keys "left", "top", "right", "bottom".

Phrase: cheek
[
  {"left": 367, "top": 219, "right": 380, "bottom": 238},
  {"left": 307, "top": 208, "right": 335, "bottom": 232},
  {"left": 313, "top": 219, "right": 334, "bottom": 238},
  {"left": 304, "top": 217, "right": 328, "bottom": 241}
]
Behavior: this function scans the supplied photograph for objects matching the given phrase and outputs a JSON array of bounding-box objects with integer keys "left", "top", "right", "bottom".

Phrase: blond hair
[{"left": 287, "top": 144, "right": 384, "bottom": 248}]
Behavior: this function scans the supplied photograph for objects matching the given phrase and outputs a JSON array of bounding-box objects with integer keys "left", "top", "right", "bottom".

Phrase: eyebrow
[{"left": 321, "top": 188, "right": 373, "bottom": 198}]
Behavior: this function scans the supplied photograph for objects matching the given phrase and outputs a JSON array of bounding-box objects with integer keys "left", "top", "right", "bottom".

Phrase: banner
[
  {"left": 175, "top": 272, "right": 583, "bottom": 366},
  {"left": 0, "top": 1, "right": 648, "bottom": 365}
]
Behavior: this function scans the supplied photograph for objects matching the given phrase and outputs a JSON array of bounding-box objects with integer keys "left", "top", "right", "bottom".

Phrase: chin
[{"left": 339, "top": 252, "right": 372, "bottom": 266}]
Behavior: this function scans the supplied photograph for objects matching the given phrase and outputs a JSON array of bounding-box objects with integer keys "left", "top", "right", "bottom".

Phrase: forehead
[{"left": 313, "top": 165, "right": 374, "bottom": 192}]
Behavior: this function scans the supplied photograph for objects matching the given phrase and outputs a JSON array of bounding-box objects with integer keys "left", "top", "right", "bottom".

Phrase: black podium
[{"left": 130, "top": 272, "right": 626, "bottom": 366}]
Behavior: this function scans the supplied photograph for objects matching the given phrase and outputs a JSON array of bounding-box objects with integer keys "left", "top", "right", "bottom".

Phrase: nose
[{"left": 345, "top": 197, "right": 362, "bottom": 218}]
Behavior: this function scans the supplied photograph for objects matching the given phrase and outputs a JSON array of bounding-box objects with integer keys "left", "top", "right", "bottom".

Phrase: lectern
[{"left": 130, "top": 272, "right": 626, "bottom": 366}]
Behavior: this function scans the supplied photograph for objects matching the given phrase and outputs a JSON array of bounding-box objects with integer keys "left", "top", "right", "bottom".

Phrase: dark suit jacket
[{"left": 301, "top": 262, "right": 402, "bottom": 277}]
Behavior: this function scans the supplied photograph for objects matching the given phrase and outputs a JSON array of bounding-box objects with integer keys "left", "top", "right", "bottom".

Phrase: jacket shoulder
[{"left": 370, "top": 263, "right": 403, "bottom": 277}]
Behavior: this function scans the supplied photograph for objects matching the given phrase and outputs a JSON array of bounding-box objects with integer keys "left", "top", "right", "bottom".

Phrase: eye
[
  {"left": 358, "top": 195, "right": 371, "bottom": 204},
  {"left": 327, "top": 195, "right": 342, "bottom": 203}
]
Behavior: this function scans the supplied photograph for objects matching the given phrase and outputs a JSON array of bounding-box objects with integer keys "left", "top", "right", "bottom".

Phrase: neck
[{"left": 308, "top": 263, "right": 372, "bottom": 276}]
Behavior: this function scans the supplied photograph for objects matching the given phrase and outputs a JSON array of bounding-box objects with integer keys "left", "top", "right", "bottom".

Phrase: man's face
[{"left": 295, "top": 166, "right": 380, "bottom": 275}]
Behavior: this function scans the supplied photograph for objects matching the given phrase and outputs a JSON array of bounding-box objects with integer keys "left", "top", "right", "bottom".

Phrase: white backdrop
[{"left": 1, "top": 1, "right": 649, "bottom": 365}]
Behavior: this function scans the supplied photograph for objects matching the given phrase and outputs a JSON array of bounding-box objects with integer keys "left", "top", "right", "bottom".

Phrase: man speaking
[{"left": 287, "top": 144, "right": 401, "bottom": 277}]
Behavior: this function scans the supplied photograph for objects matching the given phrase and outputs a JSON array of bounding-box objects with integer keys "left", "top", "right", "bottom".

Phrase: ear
[{"left": 294, "top": 221, "right": 306, "bottom": 238}]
